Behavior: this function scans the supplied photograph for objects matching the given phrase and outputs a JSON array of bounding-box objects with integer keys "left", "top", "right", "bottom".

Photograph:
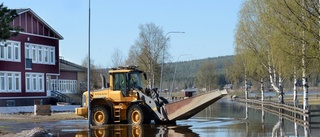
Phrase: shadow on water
[{"left": 56, "top": 124, "right": 199, "bottom": 137}]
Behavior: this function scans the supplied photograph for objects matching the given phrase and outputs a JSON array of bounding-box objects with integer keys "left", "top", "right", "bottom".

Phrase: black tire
[
  {"left": 140, "top": 105, "right": 151, "bottom": 124},
  {"left": 127, "top": 104, "right": 147, "bottom": 124},
  {"left": 91, "top": 105, "right": 111, "bottom": 126}
]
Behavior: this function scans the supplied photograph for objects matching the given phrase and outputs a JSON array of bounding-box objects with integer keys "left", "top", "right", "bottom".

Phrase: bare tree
[
  {"left": 81, "top": 55, "right": 102, "bottom": 91},
  {"left": 111, "top": 48, "right": 124, "bottom": 68},
  {"left": 196, "top": 61, "right": 217, "bottom": 91},
  {"left": 127, "top": 23, "right": 168, "bottom": 88}
]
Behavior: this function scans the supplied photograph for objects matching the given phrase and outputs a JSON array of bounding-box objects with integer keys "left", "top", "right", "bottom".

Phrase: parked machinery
[{"left": 75, "top": 66, "right": 171, "bottom": 125}]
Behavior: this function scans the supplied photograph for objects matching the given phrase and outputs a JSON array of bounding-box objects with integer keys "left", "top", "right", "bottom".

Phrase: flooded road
[{"left": 52, "top": 98, "right": 320, "bottom": 137}]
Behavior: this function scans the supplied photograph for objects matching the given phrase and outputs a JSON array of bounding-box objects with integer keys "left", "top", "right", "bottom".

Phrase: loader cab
[{"left": 111, "top": 67, "right": 144, "bottom": 97}]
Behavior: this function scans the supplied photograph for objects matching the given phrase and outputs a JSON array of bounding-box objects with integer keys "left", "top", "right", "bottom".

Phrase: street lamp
[
  {"left": 159, "top": 31, "right": 184, "bottom": 95},
  {"left": 170, "top": 54, "right": 191, "bottom": 101},
  {"left": 87, "top": 0, "right": 91, "bottom": 129}
]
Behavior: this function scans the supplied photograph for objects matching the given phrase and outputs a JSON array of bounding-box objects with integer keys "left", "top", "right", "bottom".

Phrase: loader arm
[{"left": 135, "top": 90, "right": 168, "bottom": 121}]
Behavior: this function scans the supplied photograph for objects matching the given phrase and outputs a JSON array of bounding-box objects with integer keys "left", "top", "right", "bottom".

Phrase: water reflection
[
  {"left": 51, "top": 98, "right": 319, "bottom": 136},
  {"left": 74, "top": 124, "right": 199, "bottom": 137}
]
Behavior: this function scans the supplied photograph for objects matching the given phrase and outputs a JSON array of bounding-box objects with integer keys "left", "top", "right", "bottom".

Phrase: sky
[{"left": 2, "top": 0, "right": 244, "bottom": 67}]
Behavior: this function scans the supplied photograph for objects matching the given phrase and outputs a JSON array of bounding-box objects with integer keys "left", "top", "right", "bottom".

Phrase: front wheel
[
  {"left": 91, "top": 105, "right": 111, "bottom": 126},
  {"left": 128, "top": 104, "right": 147, "bottom": 125}
]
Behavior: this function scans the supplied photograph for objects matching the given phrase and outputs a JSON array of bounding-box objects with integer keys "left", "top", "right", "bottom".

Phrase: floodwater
[{"left": 52, "top": 98, "right": 320, "bottom": 137}]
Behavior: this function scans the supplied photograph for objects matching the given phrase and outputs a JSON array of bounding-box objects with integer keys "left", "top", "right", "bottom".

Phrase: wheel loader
[
  {"left": 75, "top": 66, "right": 228, "bottom": 126},
  {"left": 75, "top": 66, "right": 171, "bottom": 125}
]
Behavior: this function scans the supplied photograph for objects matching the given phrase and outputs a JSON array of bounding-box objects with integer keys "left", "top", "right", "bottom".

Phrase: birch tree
[
  {"left": 128, "top": 23, "right": 168, "bottom": 88},
  {"left": 111, "top": 48, "right": 124, "bottom": 68}
]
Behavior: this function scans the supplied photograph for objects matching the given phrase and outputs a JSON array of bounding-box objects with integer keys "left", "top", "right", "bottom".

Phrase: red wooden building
[{"left": 0, "top": 8, "right": 64, "bottom": 106}]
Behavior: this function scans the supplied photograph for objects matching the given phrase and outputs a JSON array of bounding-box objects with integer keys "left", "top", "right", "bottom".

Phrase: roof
[
  {"left": 60, "top": 59, "right": 86, "bottom": 72},
  {"left": 15, "top": 8, "right": 63, "bottom": 40}
]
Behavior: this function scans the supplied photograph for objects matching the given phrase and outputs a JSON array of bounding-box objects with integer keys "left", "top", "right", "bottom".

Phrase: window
[
  {"left": 50, "top": 48, "right": 54, "bottom": 64},
  {"left": 25, "top": 45, "right": 30, "bottom": 59},
  {"left": 14, "top": 43, "right": 19, "bottom": 61},
  {"left": 26, "top": 74, "right": 31, "bottom": 91},
  {"left": 44, "top": 47, "right": 48, "bottom": 63},
  {"left": 6, "top": 100, "right": 15, "bottom": 106},
  {"left": 32, "top": 74, "right": 37, "bottom": 91},
  {"left": 25, "top": 43, "right": 55, "bottom": 65},
  {"left": 0, "top": 73, "right": 5, "bottom": 91},
  {"left": 0, "top": 46, "right": 5, "bottom": 60},
  {"left": 7, "top": 43, "right": 12, "bottom": 60},
  {"left": 7, "top": 74, "right": 13, "bottom": 91},
  {"left": 32, "top": 46, "right": 37, "bottom": 63},
  {"left": 38, "top": 47, "right": 42, "bottom": 63},
  {"left": 52, "top": 79, "right": 77, "bottom": 93},
  {"left": 15, "top": 74, "right": 20, "bottom": 91},
  {"left": 0, "top": 41, "right": 20, "bottom": 62},
  {"left": 25, "top": 73, "right": 44, "bottom": 92},
  {"left": 39, "top": 74, "right": 43, "bottom": 91},
  {"left": 0, "top": 71, "right": 21, "bottom": 92}
]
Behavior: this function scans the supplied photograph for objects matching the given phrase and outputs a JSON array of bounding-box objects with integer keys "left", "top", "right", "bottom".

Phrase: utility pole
[
  {"left": 159, "top": 31, "right": 184, "bottom": 95},
  {"left": 87, "top": 0, "right": 91, "bottom": 129}
]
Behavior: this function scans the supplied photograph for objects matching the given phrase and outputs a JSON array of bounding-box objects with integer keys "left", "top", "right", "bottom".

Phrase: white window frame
[
  {"left": 26, "top": 74, "right": 31, "bottom": 91},
  {"left": 44, "top": 47, "right": 49, "bottom": 64},
  {"left": 55, "top": 79, "right": 77, "bottom": 93},
  {"left": 14, "top": 43, "right": 20, "bottom": 61},
  {"left": 25, "top": 72, "right": 44, "bottom": 92},
  {"left": 0, "top": 45, "right": 6, "bottom": 60},
  {"left": 0, "top": 73, "right": 6, "bottom": 91},
  {"left": 39, "top": 74, "right": 44, "bottom": 91},
  {"left": 15, "top": 73, "right": 20, "bottom": 91},
  {"left": 0, "top": 71, "right": 21, "bottom": 93},
  {"left": 32, "top": 45, "right": 37, "bottom": 63},
  {"left": 0, "top": 41, "right": 20, "bottom": 62},
  {"left": 25, "top": 43, "right": 55, "bottom": 65},
  {"left": 7, "top": 73, "right": 13, "bottom": 91},
  {"left": 25, "top": 45, "right": 31, "bottom": 59},
  {"left": 7, "top": 43, "right": 13, "bottom": 61},
  {"left": 49, "top": 48, "right": 55, "bottom": 64},
  {"left": 38, "top": 46, "right": 42, "bottom": 63}
]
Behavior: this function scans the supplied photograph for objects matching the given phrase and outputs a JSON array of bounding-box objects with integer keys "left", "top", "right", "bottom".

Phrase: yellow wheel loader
[
  {"left": 75, "top": 66, "right": 170, "bottom": 125},
  {"left": 75, "top": 66, "right": 228, "bottom": 125}
]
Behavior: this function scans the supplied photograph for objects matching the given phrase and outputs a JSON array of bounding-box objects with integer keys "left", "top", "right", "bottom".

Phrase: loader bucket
[{"left": 165, "top": 89, "right": 228, "bottom": 121}]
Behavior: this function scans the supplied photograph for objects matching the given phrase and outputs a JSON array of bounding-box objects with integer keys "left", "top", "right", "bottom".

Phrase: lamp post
[
  {"left": 159, "top": 31, "right": 184, "bottom": 95},
  {"left": 87, "top": 0, "right": 91, "bottom": 129},
  {"left": 170, "top": 54, "right": 191, "bottom": 101}
]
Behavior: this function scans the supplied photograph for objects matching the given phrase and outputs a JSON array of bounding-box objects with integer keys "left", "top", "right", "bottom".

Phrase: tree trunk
[
  {"left": 293, "top": 66, "right": 298, "bottom": 107},
  {"left": 302, "top": 31, "right": 309, "bottom": 114},
  {"left": 268, "top": 53, "right": 280, "bottom": 93},
  {"left": 245, "top": 74, "right": 248, "bottom": 100},
  {"left": 279, "top": 75, "right": 284, "bottom": 104},
  {"left": 148, "top": 63, "right": 152, "bottom": 89},
  {"left": 261, "top": 78, "right": 264, "bottom": 102}
]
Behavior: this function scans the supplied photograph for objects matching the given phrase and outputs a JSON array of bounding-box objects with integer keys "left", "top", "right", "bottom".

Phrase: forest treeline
[{"left": 161, "top": 55, "right": 234, "bottom": 91}]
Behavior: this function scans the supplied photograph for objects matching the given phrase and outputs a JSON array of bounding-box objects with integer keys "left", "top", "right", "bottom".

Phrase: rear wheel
[
  {"left": 91, "top": 105, "right": 111, "bottom": 126},
  {"left": 128, "top": 104, "right": 147, "bottom": 124}
]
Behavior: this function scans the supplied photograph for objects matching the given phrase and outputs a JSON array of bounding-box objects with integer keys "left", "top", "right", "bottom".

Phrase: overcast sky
[{"left": 3, "top": 0, "right": 243, "bottom": 67}]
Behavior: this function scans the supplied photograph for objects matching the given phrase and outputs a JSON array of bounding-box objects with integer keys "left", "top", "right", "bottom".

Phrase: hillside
[{"left": 162, "top": 55, "right": 234, "bottom": 89}]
